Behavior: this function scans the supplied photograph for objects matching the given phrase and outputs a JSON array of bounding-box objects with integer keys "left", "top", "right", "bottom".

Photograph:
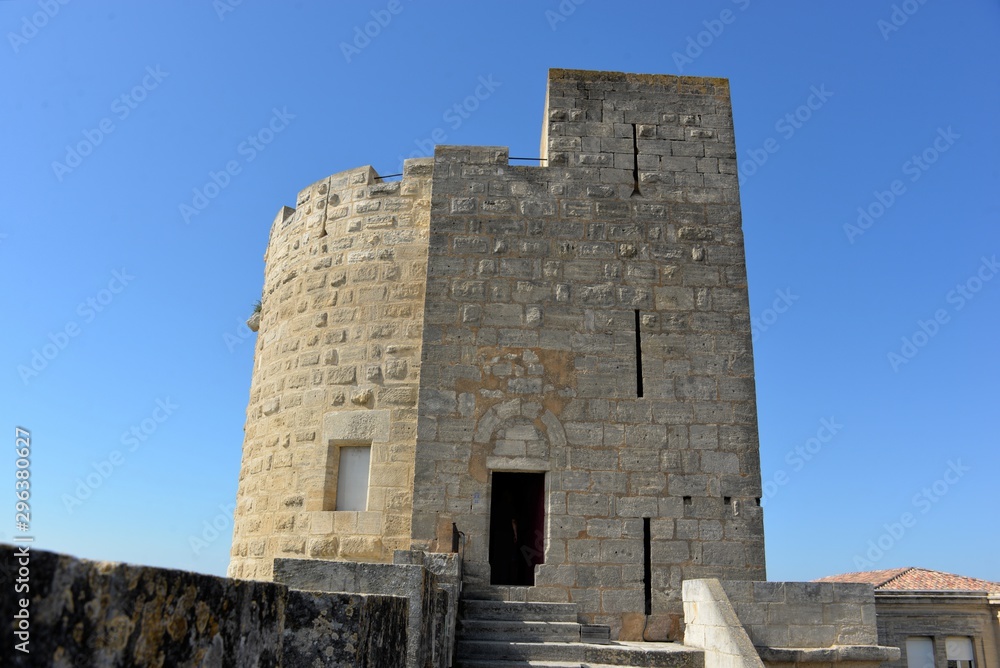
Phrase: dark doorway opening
[{"left": 489, "top": 471, "right": 545, "bottom": 586}]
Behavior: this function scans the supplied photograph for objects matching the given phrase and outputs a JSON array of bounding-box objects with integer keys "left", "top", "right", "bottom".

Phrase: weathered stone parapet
[
  {"left": 684, "top": 579, "right": 900, "bottom": 668},
  {"left": 0, "top": 545, "right": 407, "bottom": 668},
  {"left": 683, "top": 578, "right": 766, "bottom": 668},
  {"left": 718, "top": 580, "right": 891, "bottom": 653},
  {"left": 274, "top": 551, "right": 460, "bottom": 668}
]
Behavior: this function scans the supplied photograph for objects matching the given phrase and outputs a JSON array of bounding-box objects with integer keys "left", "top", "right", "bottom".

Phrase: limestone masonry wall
[
  {"left": 230, "top": 159, "right": 432, "bottom": 580},
  {"left": 719, "top": 581, "right": 878, "bottom": 648},
  {"left": 684, "top": 579, "right": 900, "bottom": 668},
  {"left": 231, "top": 68, "right": 767, "bottom": 642},
  {"left": 410, "top": 70, "right": 765, "bottom": 640}
]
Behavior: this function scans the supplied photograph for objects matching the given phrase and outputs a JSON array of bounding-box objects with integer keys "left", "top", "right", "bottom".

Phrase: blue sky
[{"left": 2, "top": 1, "right": 997, "bottom": 584}]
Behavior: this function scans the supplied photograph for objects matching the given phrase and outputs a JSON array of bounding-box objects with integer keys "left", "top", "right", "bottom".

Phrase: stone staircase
[{"left": 454, "top": 592, "right": 704, "bottom": 668}]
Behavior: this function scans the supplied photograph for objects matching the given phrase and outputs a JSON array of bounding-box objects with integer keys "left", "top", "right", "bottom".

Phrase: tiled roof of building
[{"left": 815, "top": 567, "right": 1000, "bottom": 593}]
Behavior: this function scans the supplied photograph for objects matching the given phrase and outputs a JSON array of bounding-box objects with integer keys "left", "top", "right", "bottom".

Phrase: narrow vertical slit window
[
  {"left": 631, "top": 123, "right": 642, "bottom": 197},
  {"left": 643, "top": 517, "right": 652, "bottom": 616},
  {"left": 635, "top": 309, "right": 644, "bottom": 397}
]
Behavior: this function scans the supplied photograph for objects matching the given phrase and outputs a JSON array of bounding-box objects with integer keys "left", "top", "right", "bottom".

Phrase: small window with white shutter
[
  {"left": 946, "top": 636, "right": 974, "bottom": 668},
  {"left": 323, "top": 443, "right": 371, "bottom": 512},
  {"left": 906, "top": 637, "right": 935, "bottom": 668}
]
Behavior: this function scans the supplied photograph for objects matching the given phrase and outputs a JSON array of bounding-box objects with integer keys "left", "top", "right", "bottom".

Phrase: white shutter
[
  {"left": 946, "top": 637, "right": 974, "bottom": 662},
  {"left": 336, "top": 446, "right": 371, "bottom": 511},
  {"left": 906, "top": 637, "right": 935, "bottom": 668}
]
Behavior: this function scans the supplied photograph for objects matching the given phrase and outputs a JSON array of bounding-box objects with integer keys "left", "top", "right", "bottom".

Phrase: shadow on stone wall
[
  {"left": 274, "top": 550, "right": 461, "bottom": 668},
  {"left": 1, "top": 545, "right": 407, "bottom": 667}
]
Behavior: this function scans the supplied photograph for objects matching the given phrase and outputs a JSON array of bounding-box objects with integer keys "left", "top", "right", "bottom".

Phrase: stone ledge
[
  {"left": 875, "top": 589, "right": 992, "bottom": 601},
  {"left": 755, "top": 645, "right": 901, "bottom": 664}
]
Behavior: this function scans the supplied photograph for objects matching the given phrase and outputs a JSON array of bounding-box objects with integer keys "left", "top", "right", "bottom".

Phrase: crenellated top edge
[
  {"left": 548, "top": 67, "right": 730, "bottom": 92},
  {"left": 270, "top": 159, "right": 435, "bottom": 236}
]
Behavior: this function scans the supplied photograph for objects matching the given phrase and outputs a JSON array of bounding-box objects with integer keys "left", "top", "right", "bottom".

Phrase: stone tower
[{"left": 230, "top": 68, "right": 766, "bottom": 639}]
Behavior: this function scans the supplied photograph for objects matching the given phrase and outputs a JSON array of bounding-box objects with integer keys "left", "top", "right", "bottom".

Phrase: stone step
[
  {"left": 458, "top": 619, "right": 582, "bottom": 642},
  {"left": 460, "top": 599, "right": 579, "bottom": 623},
  {"left": 581, "top": 624, "right": 612, "bottom": 644},
  {"left": 455, "top": 640, "right": 703, "bottom": 668},
  {"left": 461, "top": 584, "right": 534, "bottom": 601}
]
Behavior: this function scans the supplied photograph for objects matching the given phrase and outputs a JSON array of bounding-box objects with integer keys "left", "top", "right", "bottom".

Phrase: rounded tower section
[{"left": 229, "top": 159, "right": 432, "bottom": 580}]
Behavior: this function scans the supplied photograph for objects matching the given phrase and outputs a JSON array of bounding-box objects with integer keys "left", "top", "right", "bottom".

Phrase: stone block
[
  {"left": 651, "top": 540, "right": 690, "bottom": 563},
  {"left": 326, "top": 366, "right": 357, "bottom": 385},
  {"left": 784, "top": 581, "right": 830, "bottom": 603},
  {"left": 421, "top": 389, "right": 457, "bottom": 415},
  {"left": 323, "top": 409, "right": 390, "bottom": 443},
  {"left": 568, "top": 539, "right": 602, "bottom": 563},
  {"left": 568, "top": 492, "right": 611, "bottom": 517},
  {"left": 614, "top": 495, "right": 658, "bottom": 518},
  {"left": 309, "top": 511, "right": 334, "bottom": 535},
  {"left": 702, "top": 542, "right": 747, "bottom": 568},
  {"left": 655, "top": 286, "right": 694, "bottom": 310},
  {"left": 339, "top": 536, "right": 383, "bottom": 560},
  {"left": 599, "top": 539, "right": 643, "bottom": 564},
  {"left": 752, "top": 581, "right": 786, "bottom": 603},
  {"left": 787, "top": 623, "right": 838, "bottom": 648},
  {"left": 601, "top": 588, "right": 644, "bottom": 613}
]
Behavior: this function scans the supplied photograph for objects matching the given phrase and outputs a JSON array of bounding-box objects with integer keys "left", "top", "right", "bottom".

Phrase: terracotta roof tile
[{"left": 815, "top": 567, "right": 999, "bottom": 593}]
